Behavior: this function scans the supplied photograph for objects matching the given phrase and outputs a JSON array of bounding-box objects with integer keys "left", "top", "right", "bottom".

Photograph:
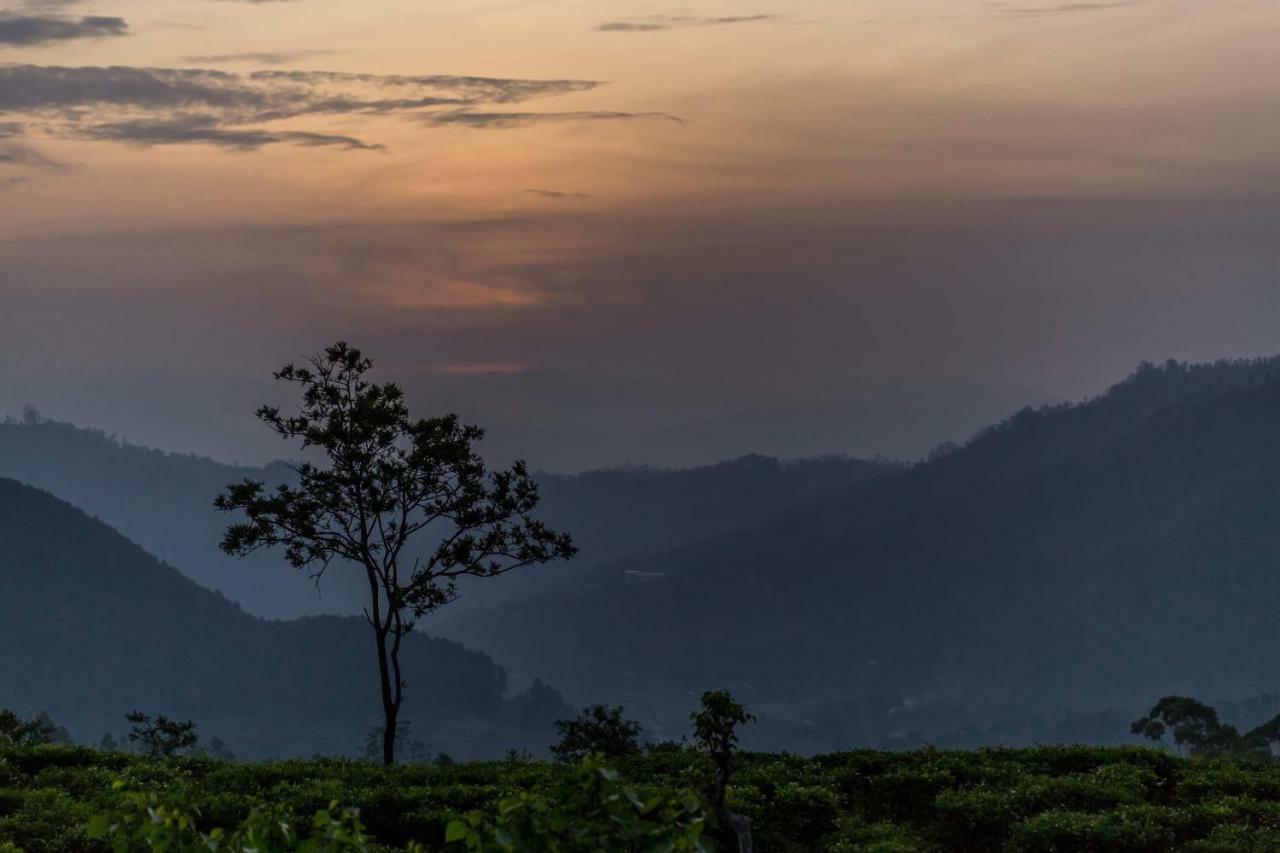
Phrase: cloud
[
  {"left": 0, "top": 176, "right": 25, "bottom": 190},
  {"left": 525, "top": 188, "right": 589, "bottom": 199},
  {"left": 0, "top": 64, "right": 620, "bottom": 151},
  {"left": 81, "top": 115, "right": 383, "bottom": 151},
  {"left": 595, "top": 14, "right": 778, "bottom": 32},
  {"left": 12, "top": 0, "right": 90, "bottom": 10},
  {"left": 990, "top": 2, "right": 1134, "bottom": 15},
  {"left": 0, "top": 141, "right": 62, "bottom": 168},
  {"left": 0, "top": 122, "right": 22, "bottom": 137},
  {"left": 425, "top": 110, "right": 684, "bottom": 128},
  {"left": 0, "top": 66, "right": 600, "bottom": 116},
  {"left": 0, "top": 13, "right": 128, "bottom": 47},
  {"left": 180, "top": 49, "right": 340, "bottom": 66}
]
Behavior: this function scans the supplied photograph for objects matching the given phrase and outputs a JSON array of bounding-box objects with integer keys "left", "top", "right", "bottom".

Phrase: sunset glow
[{"left": 4, "top": 0, "right": 1280, "bottom": 468}]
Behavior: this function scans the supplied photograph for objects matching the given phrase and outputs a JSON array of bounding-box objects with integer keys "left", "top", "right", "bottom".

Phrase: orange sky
[{"left": 3, "top": 0, "right": 1280, "bottom": 468}]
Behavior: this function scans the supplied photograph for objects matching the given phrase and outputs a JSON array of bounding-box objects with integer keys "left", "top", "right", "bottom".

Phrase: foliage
[
  {"left": 691, "top": 691, "right": 754, "bottom": 772},
  {"left": 550, "top": 705, "right": 643, "bottom": 764},
  {"left": 216, "top": 342, "right": 576, "bottom": 764},
  {"left": 0, "top": 711, "right": 68, "bottom": 748},
  {"left": 86, "top": 782, "right": 375, "bottom": 852},
  {"left": 12, "top": 744, "right": 1280, "bottom": 851},
  {"left": 690, "top": 691, "right": 754, "bottom": 851},
  {"left": 444, "top": 757, "right": 708, "bottom": 852},
  {"left": 126, "top": 712, "right": 199, "bottom": 758}
]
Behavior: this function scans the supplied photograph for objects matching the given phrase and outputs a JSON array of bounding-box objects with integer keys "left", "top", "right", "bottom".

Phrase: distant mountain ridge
[
  {"left": 0, "top": 414, "right": 897, "bottom": 618},
  {"left": 437, "top": 357, "right": 1280, "bottom": 747}
]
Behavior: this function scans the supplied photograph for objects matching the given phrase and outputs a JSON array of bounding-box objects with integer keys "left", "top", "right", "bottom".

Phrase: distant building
[{"left": 623, "top": 569, "right": 668, "bottom": 584}]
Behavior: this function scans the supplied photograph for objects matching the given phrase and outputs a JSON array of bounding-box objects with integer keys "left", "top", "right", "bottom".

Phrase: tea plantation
[{"left": 5, "top": 744, "right": 1280, "bottom": 851}]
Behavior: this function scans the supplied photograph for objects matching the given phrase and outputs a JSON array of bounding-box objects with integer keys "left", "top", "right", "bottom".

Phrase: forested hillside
[
  {"left": 0, "top": 477, "right": 567, "bottom": 759},
  {"left": 441, "top": 359, "right": 1280, "bottom": 747}
]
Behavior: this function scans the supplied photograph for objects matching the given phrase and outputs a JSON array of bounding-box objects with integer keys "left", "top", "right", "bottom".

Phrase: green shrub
[
  {"left": 445, "top": 757, "right": 708, "bottom": 852},
  {"left": 1006, "top": 807, "right": 1182, "bottom": 853},
  {"left": 828, "top": 819, "right": 928, "bottom": 853},
  {"left": 86, "top": 783, "right": 376, "bottom": 852}
]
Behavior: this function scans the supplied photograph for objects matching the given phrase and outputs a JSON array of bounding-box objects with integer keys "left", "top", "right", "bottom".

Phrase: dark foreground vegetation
[{"left": 8, "top": 744, "right": 1280, "bottom": 851}]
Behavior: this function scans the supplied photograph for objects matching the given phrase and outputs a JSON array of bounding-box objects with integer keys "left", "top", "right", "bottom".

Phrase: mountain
[
  {"left": 439, "top": 358, "right": 1280, "bottom": 747},
  {"left": 0, "top": 416, "right": 320, "bottom": 619},
  {"left": 0, "top": 477, "right": 567, "bottom": 758},
  {"left": 0, "top": 414, "right": 897, "bottom": 619}
]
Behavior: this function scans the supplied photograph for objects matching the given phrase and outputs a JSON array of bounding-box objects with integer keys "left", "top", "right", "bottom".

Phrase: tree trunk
[
  {"left": 721, "top": 809, "right": 753, "bottom": 853},
  {"left": 382, "top": 702, "right": 398, "bottom": 766},
  {"left": 373, "top": 623, "right": 399, "bottom": 766},
  {"left": 713, "top": 763, "right": 752, "bottom": 853}
]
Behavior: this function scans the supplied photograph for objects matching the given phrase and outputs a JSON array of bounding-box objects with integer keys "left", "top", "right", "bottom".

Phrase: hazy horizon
[{"left": 5, "top": 0, "right": 1280, "bottom": 468}]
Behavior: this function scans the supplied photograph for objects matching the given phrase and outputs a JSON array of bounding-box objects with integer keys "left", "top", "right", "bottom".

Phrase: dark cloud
[
  {"left": 0, "top": 141, "right": 61, "bottom": 168},
  {"left": 524, "top": 188, "right": 589, "bottom": 199},
  {"left": 12, "top": 0, "right": 89, "bottom": 10},
  {"left": 425, "top": 110, "right": 684, "bottom": 128},
  {"left": 990, "top": 2, "right": 1133, "bottom": 14},
  {"left": 595, "top": 14, "right": 778, "bottom": 32},
  {"left": 81, "top": 115, "right": 383, "bottom": 151},
  {"left": 0, "top": 66, "right": 599, "bottom": 116},
  {"left": 0, "top": 64, "right": 618, "bottom": 151},
  {"left": 0, "top": 13, "right": 128, "bottom": 46},
  {"left": 0, "top": 122, "right": 22, "bottom": 137},
  {"left": 181, "top": 49, "right": 340, "bottom": 66}
]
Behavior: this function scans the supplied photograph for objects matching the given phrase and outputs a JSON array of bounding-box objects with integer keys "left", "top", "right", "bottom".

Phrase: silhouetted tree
[
  {"left": 0, "top": 709, "right": 68, "bottom": 746},
  {"left": 126, "top": 711, "right": 198, "bottom": 757},
  {"left": 692, "top": 690, "right": 755, "bottom": 853},
  {"left": 217, "top": 342, "right": 576, "bottom": 765},
  {"left": 1132, "top": 696, "right": 1280, "bottom": 760},
  {"left": 551, "top": 705, "right": 643, "bottom": 763}
]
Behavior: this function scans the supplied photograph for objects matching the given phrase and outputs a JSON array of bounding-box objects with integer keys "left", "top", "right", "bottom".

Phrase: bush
[
  {"left": 550, "top": 706, "right": 643, "bottom": 764},
  {"left": 7, "top": 743, "right": 1280, "bottom": 851}
]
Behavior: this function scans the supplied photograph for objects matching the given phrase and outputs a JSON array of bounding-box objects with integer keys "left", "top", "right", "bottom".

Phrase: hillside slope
[
  {"left": 445, "top": 359, "right": 1280, "bottom": 744},
  {"left": 0, "top": 477, "right": 563, "bottom": 758}
]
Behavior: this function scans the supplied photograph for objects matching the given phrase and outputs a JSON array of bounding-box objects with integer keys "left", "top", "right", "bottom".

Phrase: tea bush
[{"left": 5, "top": 744, "right": 1280, "bottom": 850}]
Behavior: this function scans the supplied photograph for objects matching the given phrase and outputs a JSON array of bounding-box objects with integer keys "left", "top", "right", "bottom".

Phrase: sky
[{"left": 2, "top": 0, "right": 1280, "bottom": 470}]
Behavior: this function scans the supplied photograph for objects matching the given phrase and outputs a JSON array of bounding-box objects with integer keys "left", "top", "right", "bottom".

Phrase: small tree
[
  {"left": 217, "top": 343, "right": 576, "bottom": 765},
  {"left": 691, "top": 690, "right": 755, "bottom": 853},
  {"left": 126, "top": 711, "right": 199, "bottom": 757},
  {"left": 551, "top": 705, "right": 643, "bottom": 763}
]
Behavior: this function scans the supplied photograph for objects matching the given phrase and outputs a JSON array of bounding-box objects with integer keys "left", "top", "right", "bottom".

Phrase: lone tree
[{"left": 216, "top": 342, "right": 576, "bottom": 765}]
